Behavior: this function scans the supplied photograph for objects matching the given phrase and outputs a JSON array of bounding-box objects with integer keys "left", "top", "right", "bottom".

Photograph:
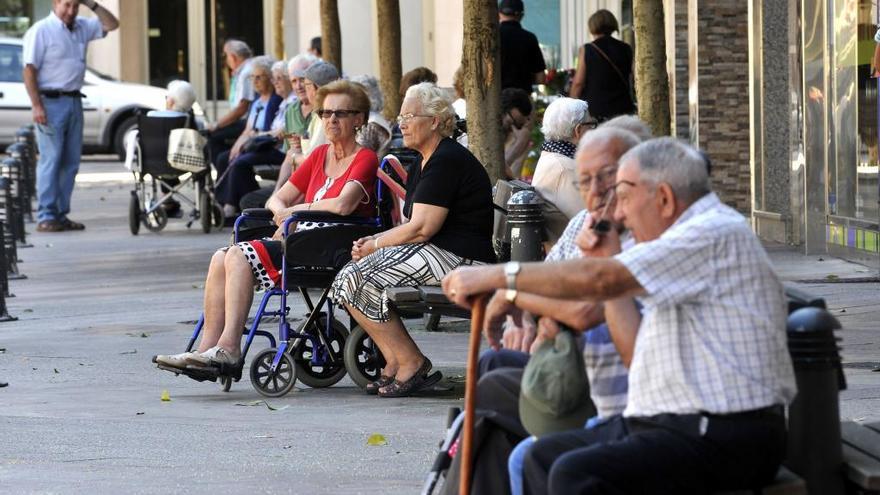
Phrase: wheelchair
[
  {"left": 128, "top": 113, "right": 223, "bottom": 235},
  {"left": 153, "top": 158, "right": 396, "bottom": 397}
]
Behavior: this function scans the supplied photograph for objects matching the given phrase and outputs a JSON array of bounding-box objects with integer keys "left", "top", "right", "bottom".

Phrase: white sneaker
[
  {"left": 185, "top": 346, "right": 239, "bottom": 367},
  {"left": 156, "top": 351, "right": 198, "bottom": 369}
]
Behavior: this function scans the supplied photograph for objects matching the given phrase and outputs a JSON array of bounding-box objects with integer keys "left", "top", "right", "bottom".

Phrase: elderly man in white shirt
[
  {"left": 443, "top": 137, "right": 796, "bottom": 494},
  {"left": 22, "top": 0, "right": 118, "bottom": 232}
]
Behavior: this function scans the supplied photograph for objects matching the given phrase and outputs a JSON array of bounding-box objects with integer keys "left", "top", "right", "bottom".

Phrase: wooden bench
[
  {"left": 386, "top": 286, "right": 470, "bottom": 331},
  {"left": 841, "top": 420, "right": 880, "bottom": 491}
]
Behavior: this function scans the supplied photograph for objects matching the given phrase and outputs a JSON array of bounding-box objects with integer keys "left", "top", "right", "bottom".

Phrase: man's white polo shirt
[
  {"left": 615, "top": 192, "right": 796, "bottom": 417},
  {"left": 22, "top": 11, "right": 104, "bottom": 92}
]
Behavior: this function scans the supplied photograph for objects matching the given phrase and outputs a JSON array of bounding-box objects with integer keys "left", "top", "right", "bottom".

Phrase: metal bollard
[
  {"left": 0, "top": 220, "right": 17, "bottom": 320},
  {"left": 785, "top": 306, "right": 846, "bottom": 495},
  {"left": 0, "top": 178, "right": 24, "bottom": 281},
  {"left": 15, "top": 127, "right": 37, "bottom": 199},
  {"left": 6, "top": 142, "right": 33, "bottom": 224},
  {"left": 506, "top": 190, "right": 545, "bottom": 262},
  {"left": 0, "top": 157, "right": 30, "bottom": 247}
]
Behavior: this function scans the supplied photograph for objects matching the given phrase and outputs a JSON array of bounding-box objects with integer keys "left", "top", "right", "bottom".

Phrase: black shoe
[
  {"left": 0, "top": 381, "right": 7, "bottom": 388},
  {"left": 223, "top": 216, "right": 237, "bottom": 228}
]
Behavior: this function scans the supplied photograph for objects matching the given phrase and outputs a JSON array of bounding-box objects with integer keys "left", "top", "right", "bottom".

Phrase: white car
[{"left": 0, "top": 37, "right": 202, "bottom": 158}]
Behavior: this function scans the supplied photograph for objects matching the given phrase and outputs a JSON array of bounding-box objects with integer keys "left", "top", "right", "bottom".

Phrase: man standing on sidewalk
[{"left": 22, "top": 0, "right": 118, "bottom": 232}]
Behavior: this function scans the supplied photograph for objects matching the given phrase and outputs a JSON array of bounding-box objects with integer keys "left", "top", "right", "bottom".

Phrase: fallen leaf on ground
[
  {"left": 136, "top": 412, "right": 145, "bottom": 415},
  {"left": 160, "top": 390, "right": 171, "bottom": 402},
  {"left": 235, "top": 400, "right": 289, "bottom": 411},
  {"left": 53, "top": 368, "right": 59, "bottom": 374},
  {"left": 22, "top": 309, "right": 32, "bottom": 313},
  {"left": 367, "top": 433, "right": 388, "bottom": 446},
  {"left": 140, "top": 333, "right": 149, "bottom": 338},
  {"left": 119, "top": 349, "right": 137, "bottom": 355},
  {"left": 236, "top": 400, "right": 264, "bottom": 407}
]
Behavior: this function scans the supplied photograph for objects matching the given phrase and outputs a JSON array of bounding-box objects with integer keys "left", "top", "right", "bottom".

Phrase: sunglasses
[{"left": 317, "top": 109, "right": 360, "bottom": 119}]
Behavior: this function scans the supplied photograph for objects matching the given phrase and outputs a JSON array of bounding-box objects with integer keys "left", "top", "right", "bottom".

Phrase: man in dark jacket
[{"left": 498, "top": 0, "right": 546, "bottom": 93}]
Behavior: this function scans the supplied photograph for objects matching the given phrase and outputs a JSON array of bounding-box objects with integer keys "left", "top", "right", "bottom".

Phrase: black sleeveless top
[{"left": 579, "top": 35, "right": 635, "bottom": 121}]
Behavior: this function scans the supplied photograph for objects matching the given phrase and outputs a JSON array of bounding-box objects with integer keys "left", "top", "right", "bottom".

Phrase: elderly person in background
[
  {"left": 350, "top": 74, "right": 392, "bottom": 157},
  {"left": 156, "top": 81, "right": 379, "bottom": 370},
  {"left": 214, "top": 55, "right": 282, "bottom": 222},
  {"left": 399, "top": 67, "right": 438, "bottom": 101},
  {"left": 207, "top": 39, "right": 254, "bottom": 161},
  {"left": 270, "top": 60, "right": 295, "bottom": 133},
  {"left": 331, "top": 82, "right": 495, "bottom": 398},
  {"left": 501, "top": 87, "right": 533, "bottom": 179},
  {"left": 532, "top": 97, "right": 597, "bottom": 244},
  {"left": 237, "top": 53, "right": 319, "bottom": 211}
]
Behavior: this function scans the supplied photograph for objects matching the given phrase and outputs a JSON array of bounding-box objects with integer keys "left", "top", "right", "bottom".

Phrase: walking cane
[{"left": 460, "top": 294, "right": 487, "bottom": 495}]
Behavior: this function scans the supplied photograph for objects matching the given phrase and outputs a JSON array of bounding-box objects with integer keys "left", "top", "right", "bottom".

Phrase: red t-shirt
[{"left": 289, "top": 144, "right": 379, "bottom": 218}]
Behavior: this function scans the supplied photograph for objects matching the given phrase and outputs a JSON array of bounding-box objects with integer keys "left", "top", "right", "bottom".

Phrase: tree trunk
[
  {"left": 462, "top": 0, "right": 505, "bottom": 183},
  {"left": 377, "top": 0, "right": 403, "bottom": 121},
  {"left": 273, "top": 0, "right": 284, "bottom": 60},
  {"left": 320, "top": 0, "right": 342, "bottom": 72},
  {"left": 633, "top": 0, "right": 671, "bottom": 136}
]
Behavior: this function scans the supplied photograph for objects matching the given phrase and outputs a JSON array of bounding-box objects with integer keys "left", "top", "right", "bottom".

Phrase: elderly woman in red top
[{"left": 156, "top": 80, "right": 378, "bottom": 369}]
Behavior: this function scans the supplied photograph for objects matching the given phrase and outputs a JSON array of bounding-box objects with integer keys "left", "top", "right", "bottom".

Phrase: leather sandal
[
  {"left": 36, "top": 220, "right": 64, "bottom": 232},
  {"left": 378, "top": 358, "right": 443, "bottom": 398},
  {"left": 365, "top": 374, "right": 395, "bottom": 395},
  {"left": 60, "top": 218, "right": 85, "bottom": 231}
]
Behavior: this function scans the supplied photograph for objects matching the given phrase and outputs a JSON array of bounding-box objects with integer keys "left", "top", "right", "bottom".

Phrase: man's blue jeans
[{"left": 35, "top": 95, "right": 83, "bottom": 223}]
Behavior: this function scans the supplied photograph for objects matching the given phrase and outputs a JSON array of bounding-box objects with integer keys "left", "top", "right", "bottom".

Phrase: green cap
[{"left": 519, "top": 331, "right": 596, "bottom": 437}]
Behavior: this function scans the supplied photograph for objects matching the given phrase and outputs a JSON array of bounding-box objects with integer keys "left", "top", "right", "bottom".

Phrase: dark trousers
[
  {"left": 207, "top": 120, "right": 246, "bottom": 166},
  {"left": 441, "top": 367, "right": 529, "bottom": 495},
  {"left": 216, "top": 148, "right": 285, "bottom": 208},
  {"left": 478, "top": 348, "right": 530, "bottom": 377},
  {"left": 523, "top": 411, "right": 786, "bottom": 495}
]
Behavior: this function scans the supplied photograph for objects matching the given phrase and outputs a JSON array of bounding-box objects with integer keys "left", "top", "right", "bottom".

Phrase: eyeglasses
[
  {"left": 578, "top": 120, "right": 599, "bottom": 131},
  {"left": 571, "top": 166, "right": 618, "bottom": 191},
  {"left": 317, "top": 109, "right": 360, "bottom": 119},
  {"left": 249, "top": 73, "right": 269, "bottom": 81},
  {"left": 396, "top": 113, "right": 433, "bottom": 125}
]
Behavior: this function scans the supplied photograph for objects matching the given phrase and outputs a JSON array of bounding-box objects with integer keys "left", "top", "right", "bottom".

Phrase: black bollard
[
  {"left": 0, "top": 220, "right": 15, "bottom": 306},
  {"left": 0, "top": 178, "right": 24, "bottom": 281},
  {"left": 785, "top": 306, "right": 846, "bottom": 495},
  {"left": 1, "top": 157, "right": 31, "bottom": 247},
  {"left": 6, "top": 142, "right": 34, "bottom": 224},
  {"left": 507, "top": 190, "right": 545, "bottom": 262},
  {"left": 15, "top": 127, "right": 37, "bottom": 200}
]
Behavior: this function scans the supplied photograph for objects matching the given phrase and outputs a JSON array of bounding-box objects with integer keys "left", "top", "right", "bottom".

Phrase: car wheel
[{"left": 114, "top": 115, "right": 139, "bottom": 160}]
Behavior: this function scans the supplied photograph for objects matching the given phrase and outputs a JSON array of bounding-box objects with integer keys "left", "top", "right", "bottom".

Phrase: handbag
[
  {"left": 167, "top": 115, "right": 207, "bottom": 173},
  {"left": 242, "top": 134, "right": 280, "bottom": 154}
]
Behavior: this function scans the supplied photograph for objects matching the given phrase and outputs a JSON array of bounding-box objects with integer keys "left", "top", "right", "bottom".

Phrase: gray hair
[
  {"left": 288, "top": 53, "right": 318, "bottom": 77},
  {"left": 577, "top": 126, "right": 641, "bottom": 156},
  {"left": 404, "top": 82, "right": 456, "bottom": 137},
  {"left": 223, "top": 39, "right": 252, "bottom": 59},
  {"left": 166, "top": 80, "right": 196, "bottom": 113},
  {"left": 349, "top": 74, "right": 384, "bottom": 113},
  {"left": 271, "top": 60, "right": 287, "bottom": 77},
  {"left": 600, "top": 115, "right": 652, "bottom": 142},
  {"left": 619, "top": 137, "right": 711, "bottom": 205},
  {"left": 249, "top": 55, "right": 275, "bottom": 76},
  {"left": 541, "top": 97, "right": 590, "bottom": 141}
]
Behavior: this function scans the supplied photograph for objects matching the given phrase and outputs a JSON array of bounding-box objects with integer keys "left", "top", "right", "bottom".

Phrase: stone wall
[{"left": 689, "top": 0, "right": 751, "bottom": 214}]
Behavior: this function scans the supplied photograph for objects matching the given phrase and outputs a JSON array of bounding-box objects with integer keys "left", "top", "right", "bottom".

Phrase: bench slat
[
  {"left": 385, "top": 287, "right": 421, "bottom": 303},
  {"left": 841, "top": 421, "right": 880, "bottom": 460},
  {"left": 843, "top": 444, "right": 880, "bottom": 490},
  {"left": 419, "top": 286, "right": 450, "bottom": 304}
]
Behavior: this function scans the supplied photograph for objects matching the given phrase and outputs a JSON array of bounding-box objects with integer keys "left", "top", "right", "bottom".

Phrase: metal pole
[{"left": 210, "top": 0, "right": 217, "bottom": 122}]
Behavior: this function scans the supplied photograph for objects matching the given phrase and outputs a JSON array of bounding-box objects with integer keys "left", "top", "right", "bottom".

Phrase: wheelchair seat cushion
[{"left": 227, "top": 224, "right": 384, "bottom": 291}]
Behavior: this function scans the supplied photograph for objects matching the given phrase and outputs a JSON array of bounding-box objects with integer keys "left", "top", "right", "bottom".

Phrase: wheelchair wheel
[
  {"left": 292, "top": 316, "right": 349, "bottom": 388},
  {"left": 199, "top": 190, "right": 212, "bottom": 234},
  {"left": 219, "top": 375, "right": 233, "bottom": 392},
  {"left": 128, "top": 191, "right": 141, "bottom": 235},
  {"left": 343, "top": 325, "right": 387, "bottom": 389},
  {"left": 249, "top": 347, "right": 297, "bottom": 397},
  {"left": 144, "top": 202, "right": 168, "bottom": 232}
]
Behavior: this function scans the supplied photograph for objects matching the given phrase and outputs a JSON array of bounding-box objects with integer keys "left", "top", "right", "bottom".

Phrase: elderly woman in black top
[{"left": 331, "top": 82, "right": 495, "bottom": 398}]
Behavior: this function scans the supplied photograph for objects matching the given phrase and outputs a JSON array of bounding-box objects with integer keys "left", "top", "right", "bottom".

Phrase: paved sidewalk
[{"left": 0, "top": 158, "right": 877, "bottom": 493}]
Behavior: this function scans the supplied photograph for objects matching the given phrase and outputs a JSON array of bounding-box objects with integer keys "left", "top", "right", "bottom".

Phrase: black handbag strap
[{"left": 589, "top": 42, "right": 629, "bottom": 89}]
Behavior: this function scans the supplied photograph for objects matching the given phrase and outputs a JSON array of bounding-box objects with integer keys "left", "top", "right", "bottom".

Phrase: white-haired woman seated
[
  {"left": 532, "top": 97, "right": 596, "bottom": 243},
  {"left": 349, "top": 74, "right": 392, "bottom": 156},
  {"left": 331, "top": 82, "right": 496, "bottom": 398}
]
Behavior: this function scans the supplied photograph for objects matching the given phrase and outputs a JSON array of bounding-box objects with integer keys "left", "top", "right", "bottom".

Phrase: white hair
[
  {"left": 600, "top": 115, "right": 653, "bottom": 142},
  {"left": 404, "top": 82, "right": 455, "bottom": 137},
  {"left": 271, "top": 60, "right": 287, "bottom": 76},
  {"left": 249, "top": 55, "right": 275, "bottom": 76},
  {"left": 619, "top": 137, "right": 711, "bottom": 205},
  {"left": 166, "top": 80, "right": 196, "bottom": 113},
  {"left": 350, "top": 74, "right": 384, "bottom": 113},
  {"left": 577, "top": 126, "right": 641, "bottom": 159},
  {"left": 541, "top": 97, "right": 590, "bottom": 141},
  {"left": 223, "top": 39, "right": 252, "bottom": 59},
  {"left": 287, "top": 53, "right": 318, "bottom": 76}
]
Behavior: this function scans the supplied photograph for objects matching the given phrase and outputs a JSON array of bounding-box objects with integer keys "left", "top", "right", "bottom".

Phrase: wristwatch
[
  {"left": 504, "top": 261, "right": 521, "bottom": 290},
  {"left": 504, "top": 289, "right": 518, "bottom": 304}
]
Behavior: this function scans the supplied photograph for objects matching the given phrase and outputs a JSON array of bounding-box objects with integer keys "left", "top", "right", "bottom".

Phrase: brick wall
[
  {"left": 674, "top": 0, "right": 689, "bottom": 140},
  {"left": 693, "top": 0, "right": 751, "bottom": 213}
]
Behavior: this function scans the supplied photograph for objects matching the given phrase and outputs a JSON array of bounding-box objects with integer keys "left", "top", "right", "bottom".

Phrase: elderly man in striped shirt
[{"left": 443, "top": 137, "right": 796, "bottom": 494}]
